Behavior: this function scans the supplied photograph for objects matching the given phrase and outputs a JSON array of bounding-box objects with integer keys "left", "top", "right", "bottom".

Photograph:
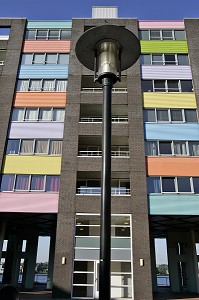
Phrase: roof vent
[{"left": 92, "top": 6, "right": 118, "bottom": 18}]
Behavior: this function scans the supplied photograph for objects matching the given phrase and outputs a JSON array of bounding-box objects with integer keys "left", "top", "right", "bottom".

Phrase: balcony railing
[
  {"left": 78, "top": 150, "right": 129, "bottom": 157},
  {"left": 80, "top": 117, "right": 128, "bottom": 123},
  {"left": 81, "top": 88, "right": 127, "bottom": 93},
  {"left": 76, "top": 187, "right": 130, "bottom": 195}
]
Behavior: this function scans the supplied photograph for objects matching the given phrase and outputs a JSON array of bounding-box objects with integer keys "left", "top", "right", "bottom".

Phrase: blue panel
[
  {"left": 149, "top": 194, "right": 199, "bottom": 215},
  {"left": 18, "top": 65, "right": 68, "bottom": 79},
  {"left": 145, "top": 123, "right": 199, "bottom": 141},
  {"left": 27, "top": 21, "right": 72, "bottom": 29}
]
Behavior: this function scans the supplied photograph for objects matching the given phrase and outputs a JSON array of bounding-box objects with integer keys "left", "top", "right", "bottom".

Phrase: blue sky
[
  {"left": 1, "top": 0, "right": 199, "bottom": 20},
  {"left": 1, "top": 0, "right": 197, "bottom": 263}
]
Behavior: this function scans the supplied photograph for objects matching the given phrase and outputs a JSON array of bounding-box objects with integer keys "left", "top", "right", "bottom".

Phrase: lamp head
[{"left": 75, "top": 25, "right": 141, "bottom": 83}]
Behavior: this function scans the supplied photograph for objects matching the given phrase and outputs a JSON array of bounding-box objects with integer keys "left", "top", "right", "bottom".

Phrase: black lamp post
[{"left": 75, "top": 25, "right": 140, "bottom": 300}]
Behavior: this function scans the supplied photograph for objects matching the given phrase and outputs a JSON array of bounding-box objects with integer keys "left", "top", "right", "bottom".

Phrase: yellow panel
[
  {"left": 140, "top": 41, "right": 188, "bottom": 54},
  {"left": 143, "top": 93, "right": 196, "bottom": 108},
  {"left": 3, "top": 156, "right": 61, "bottom": 174}
]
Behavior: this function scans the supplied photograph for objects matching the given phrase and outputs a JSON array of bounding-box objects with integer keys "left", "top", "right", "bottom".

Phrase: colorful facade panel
[
  {"left": 13, "top": 92, "right": 67, "bottom": 107},
  {"left": 143, "top": 93, "right": 196, "bottom": 108}
]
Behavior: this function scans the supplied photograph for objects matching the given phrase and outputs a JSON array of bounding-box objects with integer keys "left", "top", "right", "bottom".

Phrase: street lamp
[{"left": 75, "top": 25, "right": 140, "bottom": 300}]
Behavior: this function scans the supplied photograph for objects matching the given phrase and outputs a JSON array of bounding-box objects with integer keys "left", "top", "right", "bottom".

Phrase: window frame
[
  {"left": 144, "top": 109, "right": 198, "bottom": 124},
  {"left": 139, "top": 29, "right": 186, "bottom": 41},
  {"left": 16, "top": 79, "right": 67, "bottom": 92},
  {"left": 25, "top": 29, "right": 71, "bottom": 40}
]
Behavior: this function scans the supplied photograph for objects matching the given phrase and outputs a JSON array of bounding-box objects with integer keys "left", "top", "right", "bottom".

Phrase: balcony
[
  {"left": 78, "top": 136, "right": 129, "bottom": 157},
  {"left": 80, "top": 104, "right": 128, "bottom": 123},
  {"left": 81, "top": 75, "right": 127, "bottom": 93},
  {"left": 76, "top": 171, "right": 130, "bottom": 196}
]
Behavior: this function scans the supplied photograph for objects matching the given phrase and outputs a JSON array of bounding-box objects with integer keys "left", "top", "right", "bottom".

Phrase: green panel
[
  {"left": 149, "top": 194, "right": 199, "bottom": 215},
  {"left": 27, "top": 21, "right": 72, "bottom": 29},
  {"left": 75, "top": 237, "right": 131, "bottom": 248},
  {"left": 141, "top": 41, "right": 188, "bottom": 53}
]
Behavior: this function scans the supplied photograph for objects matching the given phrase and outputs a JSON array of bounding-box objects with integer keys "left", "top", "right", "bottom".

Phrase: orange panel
[
  {"left": 13, "top": 92, "right": 67, "bottom": 107},
  {"left": 147, "top": 157, "right": 199, "bottom": 176},
  {"left": 23, "top": 40, "right": 71, "bottom": 53}
]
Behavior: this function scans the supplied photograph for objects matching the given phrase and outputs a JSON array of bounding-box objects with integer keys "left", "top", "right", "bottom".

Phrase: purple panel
[
  {"left": 139, "top": 21, "right": 184, "bottom": 29},
  {"left": 8, "top": 122, "right": 64, "bottom": 139},
  {"left": 141, "top": 66, "right": 192, "bottom": 80}
]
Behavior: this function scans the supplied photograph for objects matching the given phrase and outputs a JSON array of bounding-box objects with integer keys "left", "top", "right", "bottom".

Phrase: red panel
[{"left": 23, "top": 40, "right": 71, "bottom": 53}]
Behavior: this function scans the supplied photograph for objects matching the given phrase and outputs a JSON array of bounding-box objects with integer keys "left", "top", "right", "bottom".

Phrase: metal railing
[
  {"left": 76, "top": 187, "right": 130, "bottom": 195},
  {"left": 78, "top": 150, "right": 129, "bottom": 157},
  {"left": 81, "top": 88, "right": 127, "bottom": 93},
  {"left": 80, "top": 117, "right": 128, "bottom": 123}
]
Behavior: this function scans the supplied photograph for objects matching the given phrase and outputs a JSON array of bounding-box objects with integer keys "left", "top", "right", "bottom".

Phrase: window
[
  {"left": 139, "top": 30, "right": 186, "bottom": 40},
  {"left": 11, "top": 108, "right": 24, "bottom": 121},
  {"left": 15, "top": 175, "right": 29, "bottom": 191},
  {"left": 173, "top": 142, "right": 187, "bottom": 155},
  {"left": 142, "top": 80, "right": 193, "bottom": 92},
  {"left": 25, "top": 29, "right": 71, "bottom": 40},
  {"left": 0, "top": 174, "right": 60, "bottom": 192},
  {"left": 6, "top": 140, "right": 20, "bottom": 154},
  {"left": 177, "top": 177, "right": 191, "bottom": 192},
  {"left": 170, "top": 109, "right": 183, "bottom": 122},
  {"left": 1, "top": 175, "right": 15, "bottom": 191},
  {"left": 189, "top": 142, "right": 199, "bottom": 156},
  {"left": 0, "top": 27, "right": 10, "bottom": 40},
  {"left": 145, "top": 141, "right": 158, "bottom": 156},
  {"left": 21, "top": 53, "right": 69, "bottom": 65},
  {"left": 193, "top": 177, "right": 199, "bottom": 193},
  {"left": 21, "top": 54, "right": 33, "bottom": 65},
  {"left": 20, "top": 140, "right": 34, "bottom": 154},
  {"left": 25, "top": 108, "right": 38, "bottom": 121},
  {"left": 35, "top": 140, "right": 49, "bottom": 154},
  {"left": 46, "top": 175, "right": 60, "bottom": 192},
  {"left": 159, "top": 142, "right": 172, "bottom": 155},
  {"left": 140, "top": 54, "right": 189, "bottom": 66},
  {"left": 16, "top": 79, "right": 67, "bottom": 92},
  {"left": 49, "top": 140, "right": 63, "bottom": 155},
  {"left": 30, "top": 175, "right": 45, "bottom": 191},
  {"left": 33, "top": 53, "right": 45, "bottom": 64},
  {"left": 144, "top": 109, "right": 198, "bottom": 123},
  {"left": 46, "top": 54, "right": 57, "bottom": 64},
  {"left": 58, "top": 54, "right": 69, "bottom": 64},
  {"left": 162, "top": 177, "right": 175, "bottom": 192},
  {"left": 147, "top": 177, "right": 161, "bottom": 193},
  {"left": 39, "top": 108, "right": 52, "bottom": 121},
  {"left": 53, "top": 108, "right": 65, "bottom": 121},
  {"left": 157, "top": 110, "right": 169, "bottom": 122}
]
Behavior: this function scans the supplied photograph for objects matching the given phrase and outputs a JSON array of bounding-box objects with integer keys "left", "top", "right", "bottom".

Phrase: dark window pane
[
  {"left": 6, "top": 140, "right": 20, "bottom": 154},
  {"left": 184, "top": 110, "right": 197, "bottom": 122},
  {"left": 170, "top": 109, "right": 183, "bottom": 121},
  {"left": 61, "top": 30, "right": 71, "bottom": 40},
  {"left": 0, "top": 27, "right": 10, "bottom": 37},
  {"left": 25, "top": 30, "right": 36, "bottom": 40},
  {"left": 141, "top": 80, "right": 153, "bottom": 92},
  {"left": 152, "top": 54, "right": 163, "bottom": 65},
  {"left": 189, "top": 142, "right": 199, "bottom": 156},
  {"left": 150, "top": 30, "right": 161, "bottom": 40},
  {"left": 139, "top": 30, "right": 149, "bottom": 40},
  {"left": 36, "top": 30, "right": 48, "bottom": 40},
  {"left": 15, "top": 175, "right": 29, "bottom": 190},
  {"left": 167, "top": 80, "right": 179, "bottom": 92},
  {"left": 147, "top": 177, "right": 160, "bottom": 193},
  {"left": 154, "top": 80, "right": 165, "bottom": 92},
  {"left": 49, "top": 30, "right": 59, "bottom": 40},
  {"left": 1, "top": 175, "right": 15, "bottom": 191},
  {"left": 165, "top": 54, "right": 176, "bottom": 64},
  {"left": 162, "top": 30, "right": 173, "bottom": 40},
  {"left": 193, "top": 177, "right": 199, "bottom": 193},
  {"left": 162, "top": 177, "right": 175, "bottom": 192},
  {"left": 175, "top": 31, "right": 186, "bottom": 40},
  {"left": 140, "top": 55, "right": 151, "bottom": 65},
  {"left": 159, "top": 142, "right": 172, "bottom": 155},
  {"left": 46, "top": 175, "right": 60, "bottom": 192},
  {"left": 178, "top": 55, "right": 189, "bottom": 65},
  {"left": 145, "top": 141, "right": 158, "bottom": 156},
  {"left": 177, "top": 177, "right": 191, "bottom": 192},
  {"left": 143, "top": 109, "right": 156, "bottom": 122},
  {"left": 181, "top": 80, "right": 193, "bottom": 92},
  {"left": 30, "top": 175, "right": 45, "bottom": 190},
  {"left": 0, "top": 50, "right": 6, "bottom": 62},
  {"left": 157, "top": 110, "right": 169, "bottom": 122}
]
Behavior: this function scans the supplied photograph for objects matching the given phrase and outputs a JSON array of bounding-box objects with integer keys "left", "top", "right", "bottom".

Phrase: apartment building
[{"left": 0, "top": 7, "right": 199, "bottom": 300}]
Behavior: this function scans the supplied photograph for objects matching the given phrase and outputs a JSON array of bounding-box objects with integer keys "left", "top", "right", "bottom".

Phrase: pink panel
[
  {"left": 23, "top": 40, "right": 71, "bottom": 53},
  {"left": 139, "top": 21, "right": 184, "bottom": 29},
  {"left": 0, "top": 192, "right": 58, "bottom": 213}
]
